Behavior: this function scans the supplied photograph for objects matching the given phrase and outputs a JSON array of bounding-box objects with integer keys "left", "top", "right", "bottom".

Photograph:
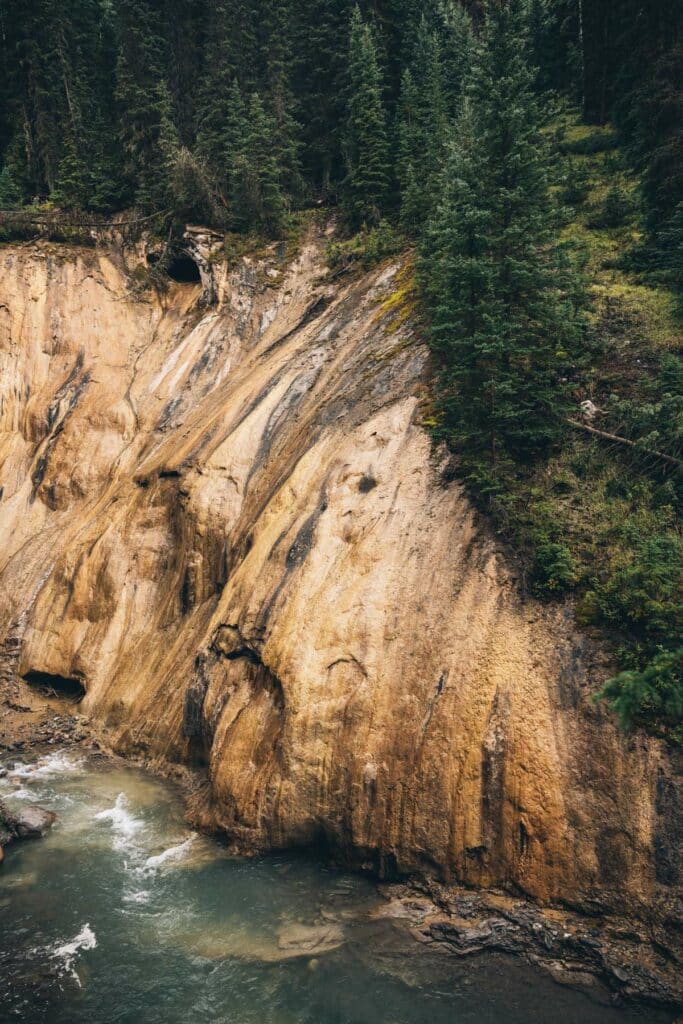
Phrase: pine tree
[
  {"left": 420, "top": 0, "right": 586, "bottom": 480},
  {"left": 115, "top": 0, "right": 177, "bottom": 211},
  {"left": 195, "top": 63, "right": 248, "bottom": 220},
  {"left": 294, "top": 0, "right": 353, "bottom": 194},
  {"left": 232, "top": 93, "right": 288, "bottom": 237},
  {"left": 164, "top": 0, "right": 205, "bottom": 146},
  {"left": 0, "top": 163, "right": 23, "bottom": 208},
  {"left": 434, "top": 0, "right": 474, "bottom": 118},
  {"left": 258, "top": 0, "right": 304, "bottom": 204},
  {"left": 341, "top": 6, "right": 390, "bottom": 228},
  {"left": 397, "top": 16, "right": 448, "bottom": 232},
  {"left": 0, "top": 0, "right": 118, "bottom": 206}
]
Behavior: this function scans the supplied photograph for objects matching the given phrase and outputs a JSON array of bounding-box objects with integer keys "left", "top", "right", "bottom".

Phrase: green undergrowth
[
  {"left": 326, "top": 219, "right": 403, "bottom": 272},
  {"left": 447, "top": 111, "right": 682, "bottom": 744}
]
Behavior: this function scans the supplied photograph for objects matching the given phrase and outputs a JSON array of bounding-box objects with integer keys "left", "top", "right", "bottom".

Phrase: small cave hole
[
  {"left": 166, "top": 255, "right": 201, "bottom": 284},
  {"left": 146, "top": 252, "right": 201, "bottom": 284},
  {"left": 22, "top": 670, "right": 86, "bottom": 701}
]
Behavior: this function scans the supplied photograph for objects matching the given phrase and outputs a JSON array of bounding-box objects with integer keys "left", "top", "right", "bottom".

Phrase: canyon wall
[{"left": 0, "top": 226, "right": 679, "bottom": 921}]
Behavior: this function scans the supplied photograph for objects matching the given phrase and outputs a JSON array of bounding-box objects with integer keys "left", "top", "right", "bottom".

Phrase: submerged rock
[
  {"left": 0, "top": 797, "right": 56, "bottom": 857},
  {"left": 276, "top": 921, "right": 345, "bottom": 958}
]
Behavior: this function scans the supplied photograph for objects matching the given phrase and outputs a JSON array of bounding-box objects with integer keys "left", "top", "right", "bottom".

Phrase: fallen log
[{"left": 567, "top": 419, "right": 681, "bottom": 467}]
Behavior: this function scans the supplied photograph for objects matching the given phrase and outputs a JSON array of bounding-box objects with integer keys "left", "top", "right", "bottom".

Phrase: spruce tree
[
  {"left": 434, "top": 0, "right": 474, "bottom": 119},
  {"left": 341, "top": 6, "right": 390, "bottom": 228},
  {"left": 115, "top": 0, "right": 177, "bottom": 211},
  {"left": 232, "top": 93, "right": 288, "bottom": 237},
  {"left": 397, "top": 16, "right": 448, "bottom": 232},
  {"left": 294, "top": 0, "right": 353, "bottom": 194},
  {"left": 258, "top": 0, "right": 304, "bottom": 204},
  {"left": 195, "top": 39, "right": 247, "bottom": 221},
  {"left": 420, "top": 0, "right": 586, "bottom": 481}
]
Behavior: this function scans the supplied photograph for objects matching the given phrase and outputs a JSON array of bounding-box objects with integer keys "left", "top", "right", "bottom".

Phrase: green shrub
[
  {"left": 560, "top": 160, "right": 591, "bottom": 205},
  {"left": 561, "top": 128, "right": 619, "bottom": 156},
  {"left": 596, "top": 647, "right": 683, "bottom": 744},
  {"left": 530, "top": 539, "right": 577, "bottom": 596},
  {"left": 327, "top": 219, "right": 401, "bottom": 271},
  {"left": 592, "top": 528, "right": 682, "bottom": 654},
  {"left": 590, "top": 185, "right": 635, "bottom": 228}
]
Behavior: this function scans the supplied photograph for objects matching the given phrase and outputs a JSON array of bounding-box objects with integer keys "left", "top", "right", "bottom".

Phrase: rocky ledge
[{"left": 376, "top": 882, "right": 683, "bottom": 1013}]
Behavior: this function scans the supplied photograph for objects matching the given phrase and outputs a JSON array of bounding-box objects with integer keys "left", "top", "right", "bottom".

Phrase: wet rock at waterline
[
  {"left": 0, "top": 795, "right": 56, "bottom": 858},
  {"left": 276, "top": 921, "right": 345, "bottom": 958},
  {"left": 0, "top": 751, "right": 673, "bottom": 1024}
]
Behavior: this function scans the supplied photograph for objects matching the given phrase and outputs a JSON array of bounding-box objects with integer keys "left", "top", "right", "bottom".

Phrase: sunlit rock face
[{"left": 0, "top": 226, "right": 679, "bottom": 920}]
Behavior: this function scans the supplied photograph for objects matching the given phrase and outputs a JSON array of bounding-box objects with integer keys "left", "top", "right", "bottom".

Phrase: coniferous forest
[{"left": 0, "top": 0, "right": 681, "bottom": 741}]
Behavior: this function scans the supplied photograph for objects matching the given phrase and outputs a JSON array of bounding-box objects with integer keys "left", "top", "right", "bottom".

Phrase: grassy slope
[{"left": 495, "top": 111, "right": 682, "bottom": 738}]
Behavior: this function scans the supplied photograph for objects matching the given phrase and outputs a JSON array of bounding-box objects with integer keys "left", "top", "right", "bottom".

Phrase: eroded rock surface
[{"left": 0, "top": 226, "right": 680, "bottom": 932}]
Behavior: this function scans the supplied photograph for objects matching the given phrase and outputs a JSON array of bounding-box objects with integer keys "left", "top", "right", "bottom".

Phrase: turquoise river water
[{"left": 0, "top": 750, "right": 672, "bottom": 1023}]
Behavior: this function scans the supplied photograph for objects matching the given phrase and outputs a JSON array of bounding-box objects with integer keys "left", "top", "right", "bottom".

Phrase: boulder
[
  {"left": 12, "top": 805, "right": 57, "bottom": 839},
  {"left": 0, "top": 797, "right": 56, "bottom": 853}
]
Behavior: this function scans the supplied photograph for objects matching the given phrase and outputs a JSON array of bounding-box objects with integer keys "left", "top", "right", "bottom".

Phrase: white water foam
[
  {"left": 3, "top": 786, "right": 40, "bottom": 801},
  {"left": 9, "top": 752, "right": 84, "bottom": 780},
  {"left": 94, "top": 792, "right": 145, "bottom": 852},
  {"left": 123, "top": 889, "right": 152, "bottom": 904},
  {"left": 48, "top": 923, "right": 97, "bottom": 987},
  {"left": 140, "top": 835, "right": 198, "bottom": 875}
]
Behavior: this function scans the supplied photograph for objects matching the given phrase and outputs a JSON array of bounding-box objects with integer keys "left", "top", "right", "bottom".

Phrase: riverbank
[
  {"left": 1, "top": 744, "right": 677, "bottom": 1024},
  {"left": 0, "top": 672, "right": 680, "bottom": 1018}
]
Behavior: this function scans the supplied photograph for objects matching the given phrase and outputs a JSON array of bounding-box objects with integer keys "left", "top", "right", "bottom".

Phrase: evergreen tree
[
  {"left": 164, "top": 0, "right": 205, "bottom": 146},
  {"left": 257, "top": 0, "right": 304, "bottom": 203},
  {"left": 294, "top": 0, "right": 353, "bottom": 194},
  {"left": 0, "top": 163, "right": 23, "bottom": 208},
  {"left": 434, "top": 0, "right": 474, "bottom": 118},
  {"left": 420, "top": 0, "right": 586, "bottom": 479},
  {"left": 195, "top": 24, "right": 247, "bottom": 220},
  {"left": 232, "top": 93, "right": 288, "bottom": 237},
  {"left": 397, "top": 16, "right": 448, "bottom": 231},
  {"left": 115, "top": 0, "right": 177, "bottom": 211},
  {"left": 341, "top": 6, "right": 390, "bottom": 228},
  {"left": 0, "top": 0, "right": 118, "bottom": 206}
]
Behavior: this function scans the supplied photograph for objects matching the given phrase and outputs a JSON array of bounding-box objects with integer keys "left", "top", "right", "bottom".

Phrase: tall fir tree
[
  {"left": 115, "top": 0, "right": 178, "bottom": 211},
  {"left": 397, "top": 15, "right": 448, "bottom": 232},
  {"left": 194, "top": 1, "right": 247, "bottom": 222},
  {"left": 231, "top": 92, "right": 288, "bottom": 237},
  {"left": 257, "top": 0, "right": 304, "bottom": 204},
  {"left": 294, "top": 0, "right": 353, "bottom": 194},
  {"left": 0, "top": 0, "right": 119, "bottom": 207},
  {"left": 420, "top": 0, "right": 586, "bottom": 481},
  {"left": 341, "top": 6, "right": 390, "bottom": 228},
  {"left": 434, "top": 0, "right": 474, "bottom": 118}
]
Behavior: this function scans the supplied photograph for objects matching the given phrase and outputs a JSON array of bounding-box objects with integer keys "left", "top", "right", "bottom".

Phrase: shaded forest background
[{"left": 0, "top": 0, "right": 680, "bottom": 254}]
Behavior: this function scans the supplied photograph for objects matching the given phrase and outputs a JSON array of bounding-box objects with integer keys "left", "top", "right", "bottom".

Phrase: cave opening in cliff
[
  {"left": 22, "top": 670, "right": 85, "bottom": 700},
  {"left": 167, "top": 254, "right": 201, "bottom": 283},
  {"left": 146, "top": 251, "right": 201, "bottom": 284}
]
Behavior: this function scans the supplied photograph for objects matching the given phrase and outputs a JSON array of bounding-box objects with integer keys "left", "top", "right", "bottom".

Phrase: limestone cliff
[{"left": 0, "top": 225, "right": 679, "bottom": 925}]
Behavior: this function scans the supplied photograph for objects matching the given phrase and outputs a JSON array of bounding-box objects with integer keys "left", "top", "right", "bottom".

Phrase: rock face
[{"left": 0, "top": 226, "right": 680, "bottom": 924}]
